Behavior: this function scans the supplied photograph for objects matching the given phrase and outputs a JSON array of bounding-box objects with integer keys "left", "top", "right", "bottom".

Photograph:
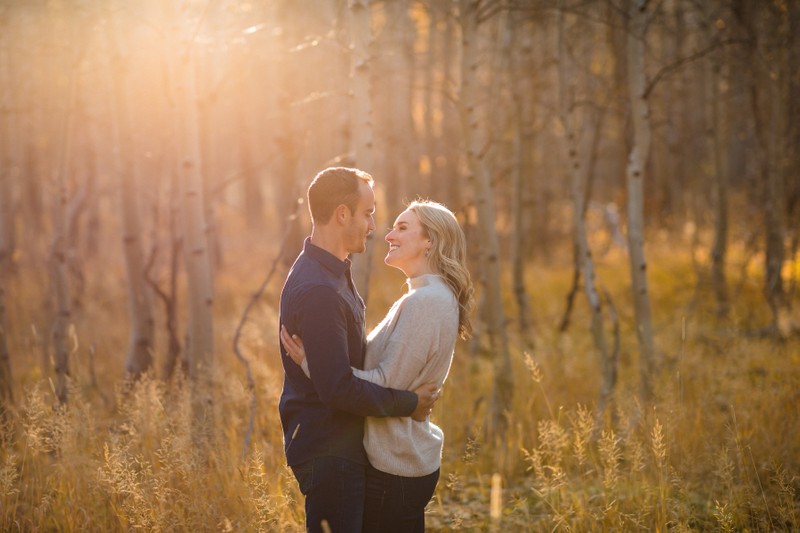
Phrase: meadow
[{"left": 0, "top": 223, "right": 798, "bottom": 532}]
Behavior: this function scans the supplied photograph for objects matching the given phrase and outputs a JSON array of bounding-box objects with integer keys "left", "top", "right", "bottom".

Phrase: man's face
[{"left": 344, "top": 181, "right": 376, "bottom": 254}]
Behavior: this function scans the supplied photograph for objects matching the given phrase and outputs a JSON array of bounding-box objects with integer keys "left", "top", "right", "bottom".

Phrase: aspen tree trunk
[
  {"left": 237, "top": 80, "right": 263, "bottom": 230},
  {"left": 440, "top": 4, "right": 461, "bottom": 209},
  {"left": 0, "top": 41, "right": 13, "bottom": 405},
  {"left": 509, "top": 11, "right": 533, "bottom": 342},
  {"left": 0, "top": 43, "right": 15, "bottom": 278},
  {"left": 160, "top": 173, "right": 184, "bottom": 381},
  {"left": 424, "top": 0, "right": 460, "bottom": 205},
  {"left": 708, "top": 52, "right": 730, "bottom": 318},
  {"left": 50, "top": 196, "right": 72, "bottom": 407},
  {"left": 271, "top": 1, "right": 303, "bottom": 267},
  {"left": 423, "top": 3, "right": 439, "bottom": 198},
  {"left": 763, "top": 5, "right": 789, "bottom": 331},
  {"left": 48, "top": 4, "right": 80, "bottom": 405},
  {"left": 558, "top": 4, "right": 615, "bottom": 418},
  {"left": 0, "top": 54, "right": 12, "bottom": 403},
  {"left": 348, "top": 0, "right": 376, "bottom": 301},
  {"left": 0, "top": 63, "right": 11, "bottom": 401},
  {"left": 380, "top": 0, "right": 417, "bottom": 209},
  {"left": 106, "top": 23, "right": 155, "bottom": 380},
  {"left": 737, "top": 2, "right": 787, "bottom": 332},
  {"left": 459, "top": 0, "right": 513, "bottom": 439},
  {"left": 764, "top": 58, "right": 787, "bottom": 330},
  {"left": 606, "top": 1, "right": 629, "bottom": 199},
  {"left": 163, "top": 0, "right": 216, "bottom": 442},
  {"left": 179, "top": 54, "right": 215, "bottom": 443},
  {"left": 664, "top": 0, "right": 685, "bottom": 224},
  {"left": 0, "top": 280, "right": 10, "bottom": 412},
  {"left": 625, "top": 0, "right": 657, "bottom": 403},
  {"left": 333, "top": 0, "right": 353, "bottom": 161},
  {"left": 0, "top": 172, "right": 12, "bottom": 278},
  {"left": 197, "top": 73, "right": 222, "bottom": 276}
]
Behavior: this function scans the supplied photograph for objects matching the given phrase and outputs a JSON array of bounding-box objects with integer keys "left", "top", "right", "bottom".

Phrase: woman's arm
[
  {"left": 280, "top": 320, "right": 430, "bottom": 388},
  {"left": 280, "top": 325, "right": 311, "bottom": 377},
  {"left": 281, "top": 293, "right": 448, "bottom": 390}
]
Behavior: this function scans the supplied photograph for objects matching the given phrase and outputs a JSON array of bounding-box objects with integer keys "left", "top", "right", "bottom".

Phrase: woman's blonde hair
[{"left": 408, "top": 200, "right": 474, "bottom": 339}]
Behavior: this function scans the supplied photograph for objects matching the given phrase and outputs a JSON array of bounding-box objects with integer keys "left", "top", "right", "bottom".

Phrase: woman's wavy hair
[{"left": 408, "top": 200, "right": 474, "bottom": 339}]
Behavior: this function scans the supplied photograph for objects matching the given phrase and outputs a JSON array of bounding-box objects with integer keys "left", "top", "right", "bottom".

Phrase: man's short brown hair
[{"left": 307, "top": 167, "right": 373, "bottom": 225}]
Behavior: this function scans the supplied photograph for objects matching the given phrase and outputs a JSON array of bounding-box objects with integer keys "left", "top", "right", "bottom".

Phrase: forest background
[{"left": 0, "top": 0, "right": 798, "bottom": 531}]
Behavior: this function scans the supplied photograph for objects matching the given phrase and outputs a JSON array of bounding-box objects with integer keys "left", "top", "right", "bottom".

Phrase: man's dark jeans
[
  {"left": 362, "top": 464, "right": 440, "bottom": 533},
  {"left": 292, "top": 456, "right": 366, "bottom": 533}
]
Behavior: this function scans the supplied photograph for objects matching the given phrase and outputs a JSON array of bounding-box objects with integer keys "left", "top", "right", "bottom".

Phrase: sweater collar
[{"left": 407, "top": 273, "right": 442, "bottom": 290}]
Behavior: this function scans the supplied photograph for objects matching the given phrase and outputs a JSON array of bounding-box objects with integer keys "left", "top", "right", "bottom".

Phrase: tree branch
[
  {"left": 233, "top": 197, "right": 303, "bottom": 461},
  {"left": 644, "top": 37, "right": 749, "bottom": 99}
]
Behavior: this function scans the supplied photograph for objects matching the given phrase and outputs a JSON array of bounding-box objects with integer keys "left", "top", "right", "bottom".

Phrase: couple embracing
[{"left": 278, "top": 167, "right": 474, "bottom": 533}]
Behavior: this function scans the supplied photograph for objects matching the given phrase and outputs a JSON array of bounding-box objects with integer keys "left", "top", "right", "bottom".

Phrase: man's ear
[{"left": 334, "top": 204, "right": 349, "bottom": 225}]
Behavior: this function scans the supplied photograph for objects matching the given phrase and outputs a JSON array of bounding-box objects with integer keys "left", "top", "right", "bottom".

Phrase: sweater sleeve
[
  {"left": 293, "top": 285, "right": 417, "bottom": 417},
  {"left": 352, "top": 293, "right": 439, "bottom": 390}
]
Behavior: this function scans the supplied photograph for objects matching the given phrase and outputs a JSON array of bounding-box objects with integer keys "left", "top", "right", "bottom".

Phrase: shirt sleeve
[
  {"left": 293, "top": 285, "right": 417, "bottom": 417},
  {"left": 352, "top": 294, "right": 437, "bottom": 390}
]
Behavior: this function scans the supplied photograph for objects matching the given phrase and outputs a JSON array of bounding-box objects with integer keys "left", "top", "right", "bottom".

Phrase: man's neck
[{"left": 310, "top": 227, "right": 348, "bottom": 261}]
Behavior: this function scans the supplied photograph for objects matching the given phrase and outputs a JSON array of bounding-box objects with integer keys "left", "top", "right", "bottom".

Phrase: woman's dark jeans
[
  {"left": 291, "top": 456, "right": 367, "bottom": 533},
  {"left": 362, "top": 464, "right": 440, "bottom": 533}
]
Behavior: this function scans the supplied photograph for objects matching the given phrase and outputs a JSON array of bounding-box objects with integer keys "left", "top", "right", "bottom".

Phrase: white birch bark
[
  {"left": 348, "top": 0, "right": 376, "bottom": 301},
  {"left": 459, "top": 0, "right": 513, "bottom": 439},
  {"left": 379, "top": 0, "right": 416, "bottom": 209},
  {"left": 708, "top": 52, "right": 730, "bottom": 318},
  {"left": 48, "top": 2, "right": 81, "bottom": 405},
  {"left": 178, "top": 53, "right": 215, "bottom": 402},
  {"left": 161, "top": 0, "right": 216, "bottom": 441},
  {"left": 106, "top": 20, "right": 155, "bottom": 380},
  {"left": 558, "top": 4, "right": 615, "bottom": 416},
  {"left": 0, "top": 42, "right": 15, "bottom": 278},
  {"left": 0, "top": 45, "right": 11, "bottom": 402},
  {"left": 664, "top": 0, "right": 685, "bottom": 224},
  {"left": 422, "top": 3, "right": 439, "bottom": 198},
  {"left": 763, "top": 7, "right": 789, "bottom": 330},
  {"left": 509, "top": 11, "right": 533, "bottom": 342},
  {"left": 0, "top": 278, "right": 10, "bottom": 411},
  {"left": 0, "top": 77, "right": 10, "bottom": 399},
  {"left": 625, "top": 0, "right": 657, "bottom": 402},
  {"left": 764, "top": 65, "right": 787, "bottom": 330},
  {"left": 440, "top": 3, "right": 461, "bottom": 208},
  {"left": 270, "top": 1, "right": 303, "bottom": 267}
]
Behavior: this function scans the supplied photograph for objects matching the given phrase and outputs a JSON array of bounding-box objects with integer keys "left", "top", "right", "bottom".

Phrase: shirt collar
[{"left": 303, "top": 237, "right": 350, "bottom": 277}]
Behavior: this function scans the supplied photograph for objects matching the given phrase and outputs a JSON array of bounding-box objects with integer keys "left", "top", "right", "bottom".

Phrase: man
[{"left": 278, "top": 167, "right": 438, "bottom": 533}]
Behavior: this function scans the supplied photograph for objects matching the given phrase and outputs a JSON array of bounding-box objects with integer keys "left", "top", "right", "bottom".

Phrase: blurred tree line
[{"left": 0, "top": 0, "right": 797, "bottom": 437}]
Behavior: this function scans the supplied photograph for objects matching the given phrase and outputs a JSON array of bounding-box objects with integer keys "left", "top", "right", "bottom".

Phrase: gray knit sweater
[
  {"left": 355, "top": 274, "right": 458, "bottom": 477},
  {"left": 299, "top": 274, "right": 459, "bottom": 476}
]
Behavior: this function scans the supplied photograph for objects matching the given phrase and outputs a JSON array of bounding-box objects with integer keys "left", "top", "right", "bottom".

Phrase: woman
[{"left": 280, "top": 199, "right": 474, "bottom": 533}]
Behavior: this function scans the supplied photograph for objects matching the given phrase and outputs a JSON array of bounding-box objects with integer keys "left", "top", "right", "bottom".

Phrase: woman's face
[{"left": 384, "top": 208, "right": 431, "bottom": 277}]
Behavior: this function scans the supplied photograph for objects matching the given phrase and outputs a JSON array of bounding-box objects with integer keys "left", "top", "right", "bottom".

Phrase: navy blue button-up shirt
[{"left": 278, "top": 238, "right": 418, "bottom": 467}]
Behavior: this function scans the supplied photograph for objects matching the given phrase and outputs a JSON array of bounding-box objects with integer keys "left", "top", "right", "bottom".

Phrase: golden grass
[{"left": 1, "top": 229, "right": 798, "bottom": 531}]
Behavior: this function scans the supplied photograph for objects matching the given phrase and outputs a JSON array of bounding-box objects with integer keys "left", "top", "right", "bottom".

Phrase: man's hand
[{"left": 411, "top": 383, "right": 440, "bottom": 422}]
